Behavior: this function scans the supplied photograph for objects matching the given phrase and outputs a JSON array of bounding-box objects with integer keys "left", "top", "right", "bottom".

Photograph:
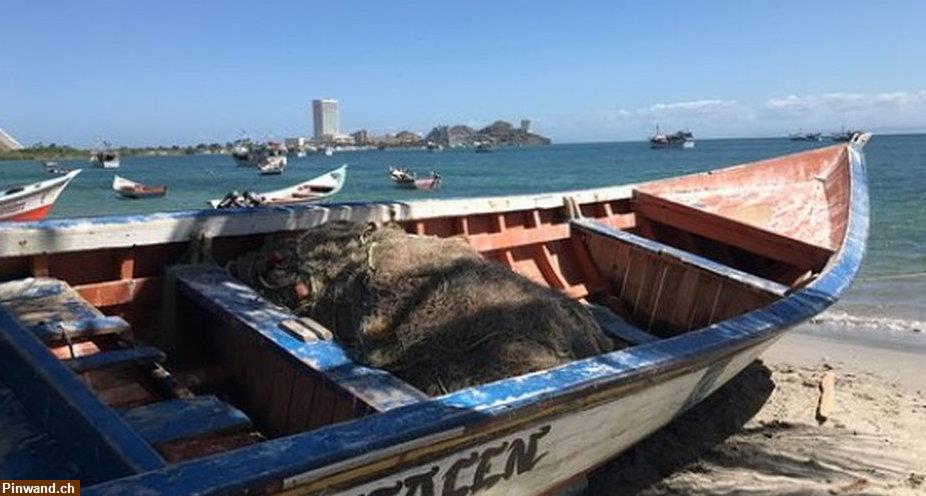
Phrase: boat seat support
[{"left": 64, "top": 346, "right": 166, "bottom": 374}]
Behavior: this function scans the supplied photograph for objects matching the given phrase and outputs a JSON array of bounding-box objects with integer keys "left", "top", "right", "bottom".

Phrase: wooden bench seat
[
  {"left": 572, "top": 218, "right": 789, "bottom": 335},
  {"left": 172, "top": 264, "right": 428, "bottom": 436},
  {"left": 572, "top": 218, "right": 789, "bottom": 297},
  {"left": 30, "top": 316, "right": 131, "bottom": 345},
  {"left": 120, "top": 395, "right": 252, "bottom": 445}
]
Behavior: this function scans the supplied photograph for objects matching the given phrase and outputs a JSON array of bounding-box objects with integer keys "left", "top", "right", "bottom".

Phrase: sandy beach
[{"left": 586, "top": 328, "right": 926, "bottom": 495}]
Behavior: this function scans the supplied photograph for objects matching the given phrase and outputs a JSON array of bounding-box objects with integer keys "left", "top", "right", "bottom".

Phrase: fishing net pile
[{"left": 228, "top": 221, "right": 613, "bottom": 395}]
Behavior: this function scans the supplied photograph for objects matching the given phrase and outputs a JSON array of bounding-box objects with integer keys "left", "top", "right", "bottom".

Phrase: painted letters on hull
[{"left": 290, "top": 338, "right": 774, "bottom": 496}]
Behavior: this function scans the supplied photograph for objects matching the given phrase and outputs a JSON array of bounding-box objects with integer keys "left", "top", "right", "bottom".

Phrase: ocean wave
[{"left": 809, "top": 311, "right": 925, "bottom": 333}]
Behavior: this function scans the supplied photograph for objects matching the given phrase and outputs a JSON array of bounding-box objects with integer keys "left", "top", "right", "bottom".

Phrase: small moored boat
[
  {"left": 210, "top": 164, "right": 347, "bottom": 208},
  {"left": 231, "top": 140, "right": 257, "bottom": 167},
  {"left": 256, "top": 142, "right": 288, "bottom": 175},
  {"left": 112, "top": 175, "right": 167, "bottom": 199},
  {"left": 0, "top": 169, "right": 81, "bottom": 221},
  {"left": 389, "top": 167, "right": 441, "bottom": 190},
  {"left": 474, "top": 141, "right": 493, "bottom": 153},
  {"left": 258, "top": 157, "right": 286, "bottom": 176},
  {"left": 388, "top": 167, "right": 416, "bottom": 187},
  {"left": 0, "top": 136, "right": 871, "bottom": 494}
]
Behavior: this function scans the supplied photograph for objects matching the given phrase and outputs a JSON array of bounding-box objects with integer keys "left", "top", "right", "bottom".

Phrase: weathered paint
[
  {"left": 0, "top": 141, "right": 869, "bottom": 494},
  {"left": 119, "top": 396, "right": 252, "bottom": 445},
  {"left": 83, "top": 140, "right": 868, "bottom": 495}
]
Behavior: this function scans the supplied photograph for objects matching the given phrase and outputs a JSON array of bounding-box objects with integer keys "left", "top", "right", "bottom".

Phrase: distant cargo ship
[
  {"left": 789, "top": 132, "right": 822, "bottom": 142},
  {"left": 649, "top": 128, "right": 694, "bottom": 149}
]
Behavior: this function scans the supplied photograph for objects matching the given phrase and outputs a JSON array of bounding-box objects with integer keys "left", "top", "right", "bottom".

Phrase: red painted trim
[{"left": 4, "top": 204, "right": 53, "bottom": 222}]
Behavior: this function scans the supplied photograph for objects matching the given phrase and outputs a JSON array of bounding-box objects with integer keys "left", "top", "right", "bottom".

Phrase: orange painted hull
[
  {"left": 0, "top": 170, "right": 79, "bottom": 222},
  {"left": 4, "top": 204, "right": 53, "bottom": 222}
]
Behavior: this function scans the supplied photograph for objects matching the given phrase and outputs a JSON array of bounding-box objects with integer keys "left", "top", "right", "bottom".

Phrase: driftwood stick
[{"left": 816, "top": 370, "right": 836, "bottom": 424}]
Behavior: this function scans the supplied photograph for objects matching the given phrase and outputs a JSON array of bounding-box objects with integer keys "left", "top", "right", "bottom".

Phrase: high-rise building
[
  {"left": 312, "top": 99, "right": 340, "bottom": 140},
  {"left": 0, "top": 128, "right": 23, "bottom": 152}
]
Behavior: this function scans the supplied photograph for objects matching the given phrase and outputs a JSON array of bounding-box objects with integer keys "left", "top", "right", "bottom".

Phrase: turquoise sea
[{"left": 2, "top": 135, "right": 924, "bottom": 345}]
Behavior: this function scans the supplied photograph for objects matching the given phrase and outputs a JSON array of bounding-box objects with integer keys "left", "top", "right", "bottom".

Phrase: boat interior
[{"left": 0, "top": 144, "right": 853, "bottom": 482}]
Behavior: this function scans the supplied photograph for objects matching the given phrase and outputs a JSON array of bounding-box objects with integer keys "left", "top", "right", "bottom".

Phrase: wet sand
[{"left": 586, "top": 332, "right": 926, "bottom": 495}]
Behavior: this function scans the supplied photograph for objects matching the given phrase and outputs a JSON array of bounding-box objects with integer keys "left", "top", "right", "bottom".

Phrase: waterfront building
[
  {"left": 351, "top": 129, "right": 370, "bottom": 146},
  {"left": 312, "top": 99, "right": 340, "bottom": 140},
  {"left": 285, "top": 137, "right": 308, "bottom": 150},
  {"left": 0, "top": 128, "right": 24, "bottom": 152},
  {"left": 520, "top": 119, "right": 532, "bottom": 133}
]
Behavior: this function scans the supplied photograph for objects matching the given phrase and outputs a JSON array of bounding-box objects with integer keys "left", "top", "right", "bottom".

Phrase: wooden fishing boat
[
  {"left": 389, "top": 167, "right": 441, "bottom": 190},
  {"left": 209, "top": 165, "right": 347, "bottom": 208},
  {"left": 258, "top": 156, "right": 286, "bottom": 176},
  {"left": 92, "top": 142, "right": 120, "bottom": 169},
  {"left": 112, "top": 175, "right": 168, "bottom": 199},
  {"left": 0, "top": 136, "right": 870, "bottom": 495},
  {"left": 413, "top": 172, "right": 442, "bottom": 190},
  {"left": 0, "top": 169, "right": 80, "bottom": 221}
]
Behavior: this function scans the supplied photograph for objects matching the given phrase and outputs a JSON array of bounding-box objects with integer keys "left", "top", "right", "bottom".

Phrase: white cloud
[
  {"left": 546, "top": 89, "right": 926, "bottom": 142},
  {"left": 764, "top": 89, "right": 926, "bottom": 114},
  {"left": 646, "top": 99, "right": 738, "bottom": 114}
]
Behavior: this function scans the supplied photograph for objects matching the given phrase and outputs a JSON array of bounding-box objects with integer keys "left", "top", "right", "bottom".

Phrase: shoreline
[
  {"left": 766, "top": 327, "right": 926, "bottom": 391},
  {"left": 586, "top": 329, "right": 926, "bottom": 495}
]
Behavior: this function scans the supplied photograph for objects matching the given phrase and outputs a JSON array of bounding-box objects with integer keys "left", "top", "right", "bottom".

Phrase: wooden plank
[
  {"left": 632, "top": 190, "right": 833, "bottom": 270},
  {"left": 668, "top": 268, "right": 702, "bottom": 332},
  {"left": 75, "top": 276, "right": 160, "bottom": 308},
  {"left": 534, "top": 245, "right": 567, "bottom": 290},
  {"left": 331, "top": 395, "right": 358, "bottom": 423},
  {"left": 157, "top": 431, "right": 262, "bottom": 463},
  {"left": 466, "top": 223, "right": 570, "bottom": 253},
  {"left": 118, "top": 248, "right": 135, "bottom": 280},
  {"left": 570, "top": 236, "right": 607, "bottom": 295},
  {"left": 29, "top": 316, "right": 130, "bottom": 344},
  {"left": 286, "top": 372, "right": 319, "bottom": 433},
  {"left": 120, "top": 395, "right": 252, "bottom": 445},
  {"left": 30, "top": 254, "right": 49, "bottom": 277},
  {"left": 65, "top": 347, "right": 165, "bottom": 374},
  {"left": 267, "top": 359, "right": 297, "bottom": 436},
  {"left": 585, "top": 304, "right": 658, "bottom": 345},
  {"left": 306, "top": 383, "right": 338, "bottom": 430},
  {"left": 95, "top": 382, "right": 157, "bottom": 409}
]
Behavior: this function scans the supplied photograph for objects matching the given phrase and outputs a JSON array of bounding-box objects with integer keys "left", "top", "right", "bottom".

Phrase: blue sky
[{"left": 2, "top": 0, "right": 926, "bottom": 146}]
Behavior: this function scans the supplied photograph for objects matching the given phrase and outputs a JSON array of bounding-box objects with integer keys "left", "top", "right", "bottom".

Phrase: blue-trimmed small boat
[{"left": 0, "top": 135, "right": 870, "bottom": 495}]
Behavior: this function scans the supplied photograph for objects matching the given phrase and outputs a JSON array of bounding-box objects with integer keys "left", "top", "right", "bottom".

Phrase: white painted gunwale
[{"left": 0, "top": 182, "right": 634, "bottom": 257}]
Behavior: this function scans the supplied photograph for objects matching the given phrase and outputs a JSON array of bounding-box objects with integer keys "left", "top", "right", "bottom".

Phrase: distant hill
[{"left": 424, "top": 120, "right": 551, "bottom": 148}]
